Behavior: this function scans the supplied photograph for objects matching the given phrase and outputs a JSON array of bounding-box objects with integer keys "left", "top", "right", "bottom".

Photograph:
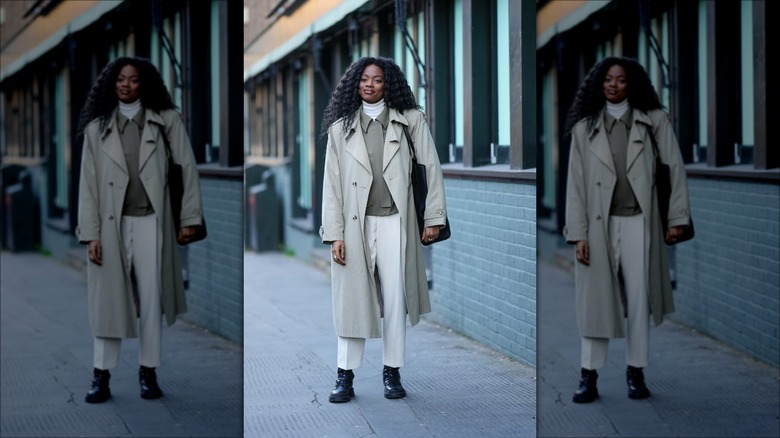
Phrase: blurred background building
[
  {"left": 244, "top": 0, "right": 538, "bottom": 366},
  {"left": 0, "top": 0, "right": 244, "bottom": 343},
  {"left": 536, "top": 0, "right": 779, "bottom": 367}
]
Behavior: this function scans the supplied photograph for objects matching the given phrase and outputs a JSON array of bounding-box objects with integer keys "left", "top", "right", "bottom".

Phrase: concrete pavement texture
[
  {"left": 0, "top": 251, "right": 243, "bottom": 438},
  {"left": 243, "top": 251, "right": 536, "bottom": 438},
  {"left": 536, "top": 258, "right": 780, "bottom": 438}
]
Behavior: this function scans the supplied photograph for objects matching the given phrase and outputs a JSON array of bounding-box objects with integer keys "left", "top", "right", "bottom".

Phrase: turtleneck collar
[
  {"left": 119, "top": 99, "right": 142, "bottom": 119},
  {"left": 362, "top": 98, "right": 385, "bottom": 120},
  {"left": 606, "top": 99, "right": 629, "bottom": 119}
]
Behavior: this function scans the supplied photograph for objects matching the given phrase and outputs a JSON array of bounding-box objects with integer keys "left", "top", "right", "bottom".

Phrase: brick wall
[
  {"left": 186, "top": 175, "right": 244, "bottom": 343},
  {"left": 430, "top": 178, "right": 537, "bottom": 366},
  {"left": 674, "top": 177, "right": 780, "bottom": 366}
]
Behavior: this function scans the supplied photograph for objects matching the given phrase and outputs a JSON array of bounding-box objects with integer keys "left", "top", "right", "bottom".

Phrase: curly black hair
[
  {"left": 319, "top": 56, "right": 421, "bottom": 140},
  {"left": 564, "top": 57, "right": 663, "bottom": 138},
  {"left": 76, "top": 57, "right": 176, "bottom": 141}
]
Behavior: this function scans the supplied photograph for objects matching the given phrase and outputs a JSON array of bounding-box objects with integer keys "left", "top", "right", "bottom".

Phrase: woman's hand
[
  {"left": 332, "top": 240, "right": 346, "bottom": 266},
  {"left": 575, "top": 240, "right": 590, "bottom": 266},
  {"left": 421, "top": 226, "right": 441, "bottom": 244},
  {"left": 88, "top": 241, "right": 102, "bottom": 266},
  {"left": 665, "top": 225, "right": 686, "bottom": 244},
  {"left": 178, "top": 226, "right": 199, "bottom": 244}
]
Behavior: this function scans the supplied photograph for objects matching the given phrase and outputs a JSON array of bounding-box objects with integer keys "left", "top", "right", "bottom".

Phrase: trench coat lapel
[
  {"left": 587, "top": 113, "right": 616, "bottom": 175},
  {"left": 139, "top": 110, "right": 164, "bottom": 172},
  {"left": 383, "top": 110, "right": 408, "bottom": 172},
  {"left": 100, "top": 113, "right": 128, "bottom": 175},
  {"left": 344, "top": 114, "right": 372, "bottom": 175},
  {"left": 626, "top": 109, "right": 651, "bottom": 173}
]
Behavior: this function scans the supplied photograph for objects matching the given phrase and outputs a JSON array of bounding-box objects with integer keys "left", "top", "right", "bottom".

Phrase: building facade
[
  {"left": 536, "top": 0, "right": 779, "bottom": 366},
  {"left": 1, "top": 0, "right": 245, "bottom": 342},
  {"left": 244, "top": 0, "right": 538, "bottom": 366}
]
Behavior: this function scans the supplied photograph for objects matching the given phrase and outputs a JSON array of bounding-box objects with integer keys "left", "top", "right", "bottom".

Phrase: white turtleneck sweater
[
  {"left": 606, "top": 99, "right": 629, "bottom": 119},
  {"left": 119, "top": 99, "right": 142, "bottom": 119},
  {"left": 362, "top": 98, "right": 385, "bottom": 119}
]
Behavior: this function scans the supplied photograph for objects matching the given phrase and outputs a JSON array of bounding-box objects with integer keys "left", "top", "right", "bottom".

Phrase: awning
[
  {"left": 1, "top": 1, "right": 124, "bottom": 82},
  {"left": 244, "top": 0, "right": 369, "bottom": 82},
  {"left": 537, "top": 0, "right": 611, "bottom": 49}
]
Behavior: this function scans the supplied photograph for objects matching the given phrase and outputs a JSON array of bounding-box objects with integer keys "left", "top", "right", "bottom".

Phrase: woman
[
  {"left": 319, "top": 56, "right": 447, "bottom": 403},
  {"left": 563, "top": 57, "right": 691, "bottom": 403},
  {"left": 76, "top": 57, "right": 204, "bottom": 403}
]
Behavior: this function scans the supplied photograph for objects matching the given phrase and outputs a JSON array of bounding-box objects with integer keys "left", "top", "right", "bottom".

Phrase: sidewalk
[
  {"left": 536, "top": 231, "right": 780, "bottom": 438},
  {"left": 243, "top": 251, "right": 536, "bottom": 438},
  {"left": 0, "top": 251, "right": 243, "bottom": 438}
]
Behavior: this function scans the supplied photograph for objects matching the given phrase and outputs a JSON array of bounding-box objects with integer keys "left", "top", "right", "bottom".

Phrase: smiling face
[
  {"left": 603, "top": 64, "right": 628, "bottom": 104},
  {"left": 358, "top": 64, "right": 385, "bottom": 104},
  {"left": 115, "top": 64, "right": 141, "bottom": 103}
]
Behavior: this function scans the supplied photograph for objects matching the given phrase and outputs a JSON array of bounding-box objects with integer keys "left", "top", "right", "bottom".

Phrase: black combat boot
[
  {"left": 627, "top": 365, "right": 651, "bottom": 399},
  {"left": 85, "top": 368, "right": 111, "bottom": 403},
  {"left": 382, "top": 366, "right": 406, "bottom": 399},
  {"left": 329, "top": 368, "right": 355, "bottom": 403},
  {"left": 139, "top": 365, "right": 163, "bottom": 399},
  {"left": 572, "top": 368, "right": 599, "bottom": 403}
]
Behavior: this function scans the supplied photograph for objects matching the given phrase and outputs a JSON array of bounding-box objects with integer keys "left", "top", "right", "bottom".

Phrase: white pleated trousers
[
  {"left": 94, "top": 214, "right": 163, "bottom": 370},
  {"left": 581, "top": 214, "right": 650, "bottom": 370},
  {"left": 338, "top": 213, "right": 407, "bottom": 370}
]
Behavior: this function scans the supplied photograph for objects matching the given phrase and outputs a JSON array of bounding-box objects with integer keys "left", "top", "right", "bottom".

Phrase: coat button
[
  {"left": 352, "top": 182, "right": 357, "bottom": 186},
  {"left": 596, "top": 215, "right": 601, "bottom": 220},
  {"left": 109, "top": 215, "right": 114, "bottom": 220},
  {"left": 109, "top": 182, "right": 113, "bottom": 186},
  {"left": 352, "top": 215, "right": 357, "bottom": 220},
  {"left": 596, "top": 181, "right": 601, "bottom": 186}
]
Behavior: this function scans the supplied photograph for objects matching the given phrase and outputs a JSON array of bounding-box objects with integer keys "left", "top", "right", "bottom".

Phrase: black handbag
[
  {"left": 402, "top": 125, "right": 450, "bottom": 246},
  {"left": 160, "top": 128, "right": 207, "bottom": 245},
  {"left": 648, "top": 128, "right": 693, "bottom": 245}
]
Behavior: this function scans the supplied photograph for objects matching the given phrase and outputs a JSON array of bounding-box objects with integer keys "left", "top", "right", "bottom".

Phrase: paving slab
[
  {"left": 0, "top": 251, "right": 243, "bottom": 438},
  {"left": 536, "top": 237, "right": 780, "bottom": 438},
  {"left": 243, "top": 251, "right": 536, "bottom": 438}
]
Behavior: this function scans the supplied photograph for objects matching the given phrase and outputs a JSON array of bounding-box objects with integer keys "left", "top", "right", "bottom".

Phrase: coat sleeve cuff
[
  {"left": 563, "top": 226, "right": 587, "bottom": 244},
  {"left": 319, "top": 226, "right": 343, "bottom": 244},
  {"left": 180, "top": 216, "right": 203, "bottom": 228},
  {"left": 75, "top": 226, "right": 99, "bottom": 244},
  {"left": 667, "top": 207, "right": 691, "bottom": 228},
  {"left": 424, "top": 217, "right": 447, "bottom": 229},
  {"left": 667, "top": 217, "right": 690, "bottom": 228}
]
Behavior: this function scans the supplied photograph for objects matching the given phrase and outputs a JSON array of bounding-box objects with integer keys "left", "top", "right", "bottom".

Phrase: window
[
  {"left": 452, "top": 0, "right": 464, "bottom": 162},
  {"left": 494, "top": 0, "right": 510, "bottom": 165},
  {"left": 695, "top": 0, "right": 708, "bottom": 163},
  {"left": 393, "top": 2, "right": 426, "bottom": 112},
  {"left": 642, "top": 14, "right": 671, "bottom": 110},
  {"left": 53, "top": 68, "right": 69, "bottom": 212},
  {"left": 738, "top": 0, "right": 754, "bottom": 164},
  {"left": 209, "top": 0, "right": 220, "bottom": 163},
  {"left": 352, "top": 19, "right": 379, "bottom": 62},
  {"left": 540, "top": 69, "right": 556, "bottom": 213},
  {"left": 296, "top": 66, "right": 312, "bottom": 212},
  {"left": 441, "top": 0, "right": 533, "bottom": 169},
  {"left": 149, "top": 12, "right": 183, "bottom": 120}
]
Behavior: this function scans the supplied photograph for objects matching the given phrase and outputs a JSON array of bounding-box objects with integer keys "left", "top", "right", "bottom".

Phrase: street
[
  {"left": 0, "top": 251, "right": 243, "bottom": 438},
  {"left": 536, "top": 231, "right": 780, "bottom": 438},
  {"left": 243, "top": 251, "right": 537, "bottom": 437}
]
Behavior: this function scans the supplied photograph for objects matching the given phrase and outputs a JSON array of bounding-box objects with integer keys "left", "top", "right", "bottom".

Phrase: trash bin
[
  {"left": 244, "top": 164, "right": 267, "bottom": 248},
  {"left": 247, "top": 175, "right": 281, "bottom": 252},
  {"left": 4, "top": 174, "right": 36, "bottom": 252},
  {"left": 1, "top": 164, "right": 26, "bottom": 249}
]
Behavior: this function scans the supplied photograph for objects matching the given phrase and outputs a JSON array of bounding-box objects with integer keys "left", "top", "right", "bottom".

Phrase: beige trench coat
[
  {"left": 564, "top": 108, "right": 691, "bottom": 338},
  {"left": 320, "top": 108, "right": 447, "bottom": 338},
  {"left": 76, "top": 108, "right": 203, "bottom": 338}
]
